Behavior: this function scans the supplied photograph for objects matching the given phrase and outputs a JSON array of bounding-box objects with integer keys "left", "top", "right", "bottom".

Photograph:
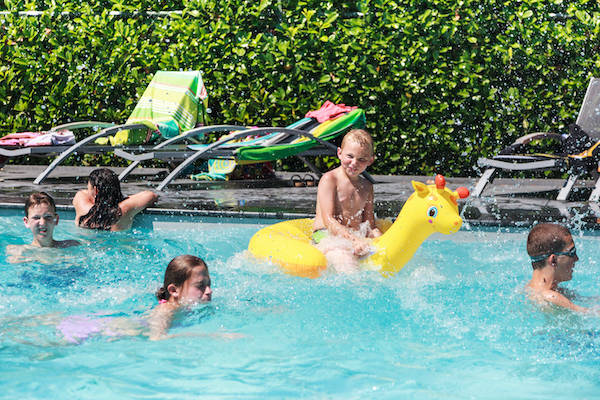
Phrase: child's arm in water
[
  {"left": 532, "top": 288, "right": 596, "bottom": 314},
  {"left": 146, "top": 302, "right": 177, "bottom": 341}
]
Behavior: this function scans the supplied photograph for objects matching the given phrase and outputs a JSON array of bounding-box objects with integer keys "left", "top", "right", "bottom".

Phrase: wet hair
[
  {"left": 341, "top": 129, "right": 374, "bottom": 156},
  {"left": 25, "top": 192, "right": 56, "bottom": 216},
  {"left": 527, "top": 223, "right": 571, "bottom": 269},
  {"left": 156, "top": 255, "right": 208, "bottom": 301},
  {"left": 78, "top": 168, "right": 126, "bottom": 230}
]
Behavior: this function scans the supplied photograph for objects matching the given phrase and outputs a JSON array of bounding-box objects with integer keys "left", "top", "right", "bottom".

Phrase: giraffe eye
[{"left": 427, "top": 206, "right": 438, "bottom": 218}]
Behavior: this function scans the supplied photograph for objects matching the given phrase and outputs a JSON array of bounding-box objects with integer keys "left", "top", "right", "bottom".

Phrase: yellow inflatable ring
[
  {"left": 249, "top": 175, "right": 469, "bottom": 278},
  {"left": 249, "top": 218, "right": 327, "bottom": 278}
]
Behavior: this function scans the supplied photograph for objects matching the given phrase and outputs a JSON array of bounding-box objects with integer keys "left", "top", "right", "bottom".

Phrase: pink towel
[
  {"left": 0, "top": 130, "right": 75, "bottom": 146},
  {"left": 305, "top": 101, "right": 357, "bottom": 123}
]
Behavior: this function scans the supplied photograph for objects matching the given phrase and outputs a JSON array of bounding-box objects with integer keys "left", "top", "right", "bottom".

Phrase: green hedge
[{"left": 2, "top": 0, "right": 600, "bottom": 176}]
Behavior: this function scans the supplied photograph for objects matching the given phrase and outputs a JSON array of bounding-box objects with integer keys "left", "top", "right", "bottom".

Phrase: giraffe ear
[{"left": 412, "top": 181, "right": 429, "bottom": 197}]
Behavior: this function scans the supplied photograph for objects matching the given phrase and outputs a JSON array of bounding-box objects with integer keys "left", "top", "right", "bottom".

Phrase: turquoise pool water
[{"left": 1, "top": 208, "right": 599, "bottom": 399}]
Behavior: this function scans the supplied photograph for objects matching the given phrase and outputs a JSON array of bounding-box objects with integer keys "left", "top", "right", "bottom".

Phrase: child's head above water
[
  {"left": 156, "top": 255, "right": 212, "bottom": 305},
  {"left": 23, "top": 192, "right": 59, "bottom": 247},
  {"left": 527, "top": 223, "right": 574, "bottom": 270},
  {"left": 341, "top": 129, "right": 374, "bottom": 157},
  {"left": 87, "top": 168, "right": 125, "bottom": 201},
  {"left": 25, "top": 191, "right": 56, "bottom": 217},
  {"left": 337, "top": 129, "right": 375, "bottom": 178},
  {"left": 80, "top": 168, "right": 126, "bottom": 230}
]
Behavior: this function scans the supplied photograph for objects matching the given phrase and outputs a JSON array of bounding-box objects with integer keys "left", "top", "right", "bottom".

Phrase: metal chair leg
[
  {"left": 557, "top": 173, "right": 579, "bottom": 201},
  {"left": 472, "top": 168, "right": 496, "bottom": 197}
]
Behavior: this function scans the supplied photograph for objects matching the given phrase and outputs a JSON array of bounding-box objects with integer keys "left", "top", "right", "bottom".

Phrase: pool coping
[{"left": 3, "top": 165, "right": 600, "bottom": 229}]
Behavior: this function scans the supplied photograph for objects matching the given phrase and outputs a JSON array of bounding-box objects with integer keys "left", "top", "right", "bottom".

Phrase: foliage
[{"left": 1, "top": 0, "right": 600, "bottom": 176}]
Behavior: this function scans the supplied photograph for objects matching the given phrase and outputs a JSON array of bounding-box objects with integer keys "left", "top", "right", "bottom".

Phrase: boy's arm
[
  {"left": 363, "top": 182, "right": 382, "bottom": 238},
  {"left": 543, "top": 290, "right": 589, "bottom": 313}
]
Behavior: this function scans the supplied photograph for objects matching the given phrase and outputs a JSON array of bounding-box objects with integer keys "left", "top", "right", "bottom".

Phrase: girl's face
[{"left": 179, "top": 265, "right": 212, "bottom": 304}]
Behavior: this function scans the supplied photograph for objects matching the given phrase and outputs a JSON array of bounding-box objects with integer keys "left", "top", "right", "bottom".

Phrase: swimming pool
[{"left": 1, "top": 208, "right": 599, "bottom": 399}]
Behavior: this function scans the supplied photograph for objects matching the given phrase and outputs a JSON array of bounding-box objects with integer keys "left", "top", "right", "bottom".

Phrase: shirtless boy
[
  {"left": 525, "top": 223, "right": 590, "bottom": 313},
  {"left": 312, "top": 129, "right": 381, "bottom": 272},
  {"left": 6, "top": 192, "right": 79, "bottom": 262}
]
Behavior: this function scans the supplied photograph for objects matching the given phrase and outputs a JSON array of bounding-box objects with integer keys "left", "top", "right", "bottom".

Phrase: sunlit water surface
[{"left": 1, "top": 209, "right": 599, "bottom": 399}]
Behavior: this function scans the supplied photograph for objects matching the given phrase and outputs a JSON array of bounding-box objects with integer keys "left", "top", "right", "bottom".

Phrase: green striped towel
[{"left": 98, "top": 70, "right": 208, "bottom": 145}]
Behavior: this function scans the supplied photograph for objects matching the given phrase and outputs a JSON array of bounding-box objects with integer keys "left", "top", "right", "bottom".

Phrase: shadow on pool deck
[{"left": 2, "top": 164, "right": 600, "bottom": 229}]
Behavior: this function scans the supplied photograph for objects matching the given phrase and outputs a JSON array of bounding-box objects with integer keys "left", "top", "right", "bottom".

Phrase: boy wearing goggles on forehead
[{"left": 525, "top": 223, "right": 588, "bottom": 312}]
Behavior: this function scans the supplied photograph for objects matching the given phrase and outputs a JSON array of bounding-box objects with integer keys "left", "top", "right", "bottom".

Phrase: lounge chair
[
  {"left": 28, "top": 70, "right": 208, "bottom": 184},
  {"left": 114, "top": 116, "right": 317, "bottom": 183},
  {"left": 114, "top": 106, "right": 368, "bottom": 191},
  {"left": 0, "top": 123, "right": 113, "bottom": 166},
  {"left": 473, "top": 77, "right": 600, "bottom": 201}
]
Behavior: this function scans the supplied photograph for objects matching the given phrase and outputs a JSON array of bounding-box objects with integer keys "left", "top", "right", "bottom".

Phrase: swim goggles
[{"left": 530, "top": 246, "right": 577, "bottom": 263}]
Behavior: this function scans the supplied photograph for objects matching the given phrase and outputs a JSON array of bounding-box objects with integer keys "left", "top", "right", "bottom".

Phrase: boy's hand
[{"left": 351, "top": 236, "right": 372, "bottom": 257}]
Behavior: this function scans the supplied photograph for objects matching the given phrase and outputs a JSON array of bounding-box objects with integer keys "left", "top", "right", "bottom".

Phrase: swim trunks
[{"left": 312, "top": 229, "right": 329, "bottom": 244}]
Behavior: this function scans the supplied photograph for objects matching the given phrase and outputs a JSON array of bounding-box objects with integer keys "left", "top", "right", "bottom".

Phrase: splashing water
[{"left": 0, "top": 209, "right": 599, "bottom": 398}]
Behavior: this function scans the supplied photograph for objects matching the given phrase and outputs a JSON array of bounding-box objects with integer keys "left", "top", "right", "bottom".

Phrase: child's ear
[
  {"left": 23, "top": 216, "right": 29, "bottom": 227},
  {"left": 167, "top": 283, "right": 180, "bottom": 299},
  {"left": 337, "top": 147, "right": 342, "bottom": 159}
]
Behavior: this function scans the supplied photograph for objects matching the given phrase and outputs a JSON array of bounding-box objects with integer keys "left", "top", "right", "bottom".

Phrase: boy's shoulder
[
  {"left": 531, "top": 287, "right": 576, "bottom": 309},
  {"left": 319, "top": 168, "right": 342, "bottom": 185}
]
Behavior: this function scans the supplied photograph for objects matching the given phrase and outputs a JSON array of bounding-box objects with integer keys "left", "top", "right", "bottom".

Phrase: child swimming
[
  {"left": 147, "top": 254, "right": 213, "bottom": 340},
  {"left": 73, "top": 168, "right": 158, "bottom": 231},
  {"left": 56, "top": 255, "right": 213, "bottom": 342},
  {"left": 525, "top": 223, "right": 597, "bottom": 313},
  {"left": 6, "top": 192, "right": 79, "bottom": 263}
]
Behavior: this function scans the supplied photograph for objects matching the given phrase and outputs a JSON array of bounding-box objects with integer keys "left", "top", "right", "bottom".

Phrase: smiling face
[
  {"left": 24, "top": 203, "right": 59, "bottom": 247},
  {"left": 337, "top": 140, "right": 374, "bottom": 179}
]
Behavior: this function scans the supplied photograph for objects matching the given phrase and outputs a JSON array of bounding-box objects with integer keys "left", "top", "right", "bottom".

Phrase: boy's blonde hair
[{"left": 341, "top": 129, "right": 374, "bottom": 156}]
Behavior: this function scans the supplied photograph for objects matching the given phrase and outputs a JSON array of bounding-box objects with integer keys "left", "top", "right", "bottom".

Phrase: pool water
[{"left": 1, "top": 209, "right": 600, "bottom": 399}]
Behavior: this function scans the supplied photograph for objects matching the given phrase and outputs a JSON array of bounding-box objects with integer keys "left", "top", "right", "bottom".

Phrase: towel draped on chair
[{"left": 0, "top": 130, "right": 75, "bottom": 147}]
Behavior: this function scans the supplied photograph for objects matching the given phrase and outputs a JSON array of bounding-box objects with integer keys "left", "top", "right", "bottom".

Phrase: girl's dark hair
[
  {"left": 156, "top": 255, "right": 208, "bottom": 301},
  {"left": 25, "top": 192, "right": 56, "bottom": 216},
  {"left": 78, "top": 168, "right": 126, "bottom": 230}
]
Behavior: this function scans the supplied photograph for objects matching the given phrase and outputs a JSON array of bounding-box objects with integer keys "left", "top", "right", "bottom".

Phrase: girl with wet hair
[
  {"left": 56, "top": 255, "right": 214, "bottom": 343},
  {"left": 149, "top": 255, "right": 212, "bottom": 339},
  {"left": 73, "top": 168, "right": 158, "bottom": 231}
]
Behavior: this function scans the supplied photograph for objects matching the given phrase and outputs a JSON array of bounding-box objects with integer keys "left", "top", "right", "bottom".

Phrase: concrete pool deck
[{"left": 1, "top": 164, "right": 600, "bottom": 228}]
